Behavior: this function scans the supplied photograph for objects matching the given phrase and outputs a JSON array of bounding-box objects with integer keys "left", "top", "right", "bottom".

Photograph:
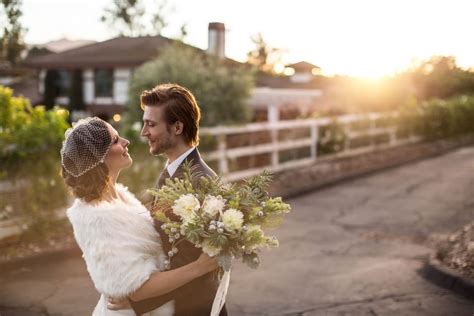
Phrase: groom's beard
[{"left": 150, "top": 134, "right": 174, "bottom": 156}]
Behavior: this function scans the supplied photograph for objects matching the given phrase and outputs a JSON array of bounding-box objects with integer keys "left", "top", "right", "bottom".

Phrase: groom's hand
[{"left": 107, "top": 296, "right": 131, "bottom": 310}]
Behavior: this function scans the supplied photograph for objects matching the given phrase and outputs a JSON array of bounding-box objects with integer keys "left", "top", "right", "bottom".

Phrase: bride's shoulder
[
  {"left": 66, "top": 197, "right": 116, "bottom": 223},
  {"left": 115, "top": 183, "right": 132, "bottom": 195},
  {"left": 116, "top": 183, "right": 144, "bottom": 205},
  {"left": 116, "top": 183, "right": 151, "bottom": 217}
]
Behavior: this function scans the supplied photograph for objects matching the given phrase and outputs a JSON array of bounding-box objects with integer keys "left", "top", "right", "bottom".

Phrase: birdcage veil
[{"left": 60, "top": 117, "right": 112, "bottom": 177}]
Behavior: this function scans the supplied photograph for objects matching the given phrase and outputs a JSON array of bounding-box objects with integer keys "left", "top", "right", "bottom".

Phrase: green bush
[
  {"left": 395, "top": 97, "right": 420, "bottom": 139},
  {"left": 417, "top": 95, "right": 474, "bottom": 140},
  {"left": 0, "top": 85, "right": 70, "bottom": 239},
  {"left": 0, "top": 85, "right": 70, "bottom": 174},
  {"left": 317, "top": 94, "right": 474, "bottom": 155},
  {"left": 317, "top": 119, "right": 346, "bottom": 155}
]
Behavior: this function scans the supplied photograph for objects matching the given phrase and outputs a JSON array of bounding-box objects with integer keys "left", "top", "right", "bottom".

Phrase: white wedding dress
[{"left": 67, "top": 183, "right": 174, "bottom": 316}]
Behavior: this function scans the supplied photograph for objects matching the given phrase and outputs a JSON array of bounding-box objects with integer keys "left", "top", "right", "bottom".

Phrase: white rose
[
  {"left": 202, "top": 195, "right": 226, "bottom": 217},
  {"left": 202, "top": 240, "right": 221, "bottom": 257},
  {"left": 172, "top": 194, "right": 200, "bottom": 221},
  {"left": 222, "top": 208, "right": 244, "bottom": 232}
]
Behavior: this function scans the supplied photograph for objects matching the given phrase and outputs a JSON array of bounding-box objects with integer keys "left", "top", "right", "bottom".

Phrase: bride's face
[{"left": 104, "top": 123, "right": 132, "bottom": 173}]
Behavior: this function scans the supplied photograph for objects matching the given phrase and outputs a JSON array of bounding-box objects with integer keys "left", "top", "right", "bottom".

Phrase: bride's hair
[
  {"left": 59, "top": 117, "right": 113, "bottom": 202},
  {"left": 61, "top": 163, "right": 110, "bottom": 202}
]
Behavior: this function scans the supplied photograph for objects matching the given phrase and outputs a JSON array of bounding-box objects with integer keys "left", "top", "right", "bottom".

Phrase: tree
[
  {"left": 0, "top": 0, "right": 27, "bottom": 65},
  {"left": 101, "top": 0, "right": 172, "bottom": 37},
  {"left": 409, "top": 56, "right": 474, "bottom": 100},
  {"left": 127, "top": 43, "right": 255, "bottom": 126},
  {"left": 247, "top": 33, "right": 285, "bottom": 74}
]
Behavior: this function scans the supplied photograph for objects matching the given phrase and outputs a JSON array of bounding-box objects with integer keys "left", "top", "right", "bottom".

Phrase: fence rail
[{"left": 200, "top": 112, "right": 421, "bottom": 182}]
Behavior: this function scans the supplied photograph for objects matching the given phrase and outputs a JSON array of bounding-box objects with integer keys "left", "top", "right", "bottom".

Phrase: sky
[{"left": 20, "top": 0, "right": 474, "bottom": 78}]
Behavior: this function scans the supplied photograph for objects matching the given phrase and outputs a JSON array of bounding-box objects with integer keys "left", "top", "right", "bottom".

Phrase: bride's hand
[
  {"left": 196, "top": 252, "right": 219, "bottom": 273},
  {"left": 107, "top": 296, "right": 131, "bottom": 310}
]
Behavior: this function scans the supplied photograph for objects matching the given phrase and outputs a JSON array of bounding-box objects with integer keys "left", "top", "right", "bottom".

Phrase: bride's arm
[{"left": 128, "top": 252, "right": 218, "bottom": 302}]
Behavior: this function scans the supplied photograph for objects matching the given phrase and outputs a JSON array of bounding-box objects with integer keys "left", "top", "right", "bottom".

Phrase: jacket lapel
[{"left": 172, "top": 148, "right": 201, "bottom": 180}]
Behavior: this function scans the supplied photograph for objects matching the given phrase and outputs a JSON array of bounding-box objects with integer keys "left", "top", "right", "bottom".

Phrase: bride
[{"left": 60, "top": 117, "right": 217, "bottom": 315}]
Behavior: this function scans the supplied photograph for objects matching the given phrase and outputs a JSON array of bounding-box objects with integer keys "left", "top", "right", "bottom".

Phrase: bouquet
[
  {"left": 149, "top": 162, "right": 291, "bottom": 314},
  {"left": 150, "top": 162, "right": 291, "bottom": 270}
]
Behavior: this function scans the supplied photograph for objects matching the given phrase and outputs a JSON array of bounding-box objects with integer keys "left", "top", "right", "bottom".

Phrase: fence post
[
  {"left": 369, "top": 114, "right": 376, "bottom": 147},
  {"left": 343, "top": 123, "right": 351, "bottom": 152},
  {"left": 217, "top": 133, "right": 229, "bottom": 175},
  {"left": 268, "top": 104, "right": 279, "bottom": 168},
  {"left": 310, "top": 120, "right": 318, "bottom": 161},
  {"left": 389, "top": 127, "right": 397, "bottom": 146},
  {"left": 390, "top": 113, "right": 397, "bottom": 146},
  {"left": 270, "top": 123, "right": 279, "bottom": 168}
]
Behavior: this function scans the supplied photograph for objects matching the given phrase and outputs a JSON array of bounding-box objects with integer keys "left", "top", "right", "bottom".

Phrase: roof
[
  {"left": 22, "top": 36, "right": 325, "bottom": 91},
  {"left": 23, "top": 36, "right": 174, "bottom": 69},
  {"left": 287, "top": 61, "right": 321, "bottom": 72},
  {"left": 30, "top": 38, "right": 97, "bottom": 53},
  {"left": 256, "top": 73, "right": 325, "bottom": 89},
  {"left": 23, "top": 35, "right": 242, "bottom": 70}
]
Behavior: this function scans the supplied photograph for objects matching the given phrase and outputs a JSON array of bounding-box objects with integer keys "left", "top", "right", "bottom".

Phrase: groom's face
[{"left": 141, "top": 105, "right": 175, "bottom": 156}]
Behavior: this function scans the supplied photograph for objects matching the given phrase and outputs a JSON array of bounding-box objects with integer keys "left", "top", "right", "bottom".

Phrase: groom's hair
[{"left": 140, "top": 83, "right": 201, "bottom": 146}]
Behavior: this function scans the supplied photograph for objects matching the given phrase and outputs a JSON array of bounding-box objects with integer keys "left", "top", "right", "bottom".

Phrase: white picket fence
[
  {"left": 0, "top": 111, "right": 422, "bottom": 241},
  {"left": 200, "top": 112, "right": 422, "bottom": 182}
]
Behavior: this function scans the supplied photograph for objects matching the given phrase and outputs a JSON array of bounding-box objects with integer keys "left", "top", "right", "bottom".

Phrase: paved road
[{"left": 2, "top": 146, "right": 474, "bottom": 315}]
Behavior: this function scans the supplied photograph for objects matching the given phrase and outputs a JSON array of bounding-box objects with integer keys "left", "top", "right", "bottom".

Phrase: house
[
  {"left": 23, "top": 23, "right": 235, "bottom": 120},
  {"left": 24, "top": 22, "right": 324, "bottom": 122},
  {"left": 24, "top": 36, "right": 171, "bottom": 119},
  {"left": 252, "top": 61, "right": 324, "bottom": 122},
  {"left": 2, "top": 39, "right": 96, "bottom": 106}
]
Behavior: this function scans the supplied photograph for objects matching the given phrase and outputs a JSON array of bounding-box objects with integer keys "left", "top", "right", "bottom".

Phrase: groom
[{"left": 129, "top": 83, "right": 228, "bottom": 316}]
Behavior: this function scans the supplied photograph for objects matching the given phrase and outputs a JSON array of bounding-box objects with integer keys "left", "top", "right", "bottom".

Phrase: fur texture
[{"left": 67, "top": 183, "right": 174, "bottom": 316}]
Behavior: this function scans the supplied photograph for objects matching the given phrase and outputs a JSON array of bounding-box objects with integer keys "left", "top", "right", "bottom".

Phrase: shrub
[
  {"left": 127, "top": 43, "right": 255, "bottom": 127},
  {"left": 0, "top": 85, "right": 70, "bottom": 239}
]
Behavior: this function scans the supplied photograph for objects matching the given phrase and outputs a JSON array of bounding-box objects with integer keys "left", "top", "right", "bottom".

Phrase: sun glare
[
  {"left": 277, "top": 0, "right": 474, "bottom": 79},
  {"left": 20, "top": 0, "right": 474, "bottom": 79}
]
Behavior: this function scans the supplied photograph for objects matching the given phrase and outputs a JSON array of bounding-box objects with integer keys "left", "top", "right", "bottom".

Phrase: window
[
  {"left": 94, "top": 69, "right": 114, "bottom": 97},
  {"left": 56, "top": 70, "right": 71, "bottom": 97}
]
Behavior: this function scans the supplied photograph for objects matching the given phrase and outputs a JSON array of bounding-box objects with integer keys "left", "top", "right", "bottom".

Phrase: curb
[
  {"left": 0, "top": 244, "right": 81, "bottom": 270},
  {"left": 419, "top": 254, "right": 474, "bottom": 299},
  {"left": 272, "top": 136, "right": 474, "bottom": 200}
]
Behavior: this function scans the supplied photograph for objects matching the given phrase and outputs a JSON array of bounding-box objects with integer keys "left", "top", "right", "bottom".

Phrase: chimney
[{"left": 207, "top": 22, "right": 225, "bottom": 59}]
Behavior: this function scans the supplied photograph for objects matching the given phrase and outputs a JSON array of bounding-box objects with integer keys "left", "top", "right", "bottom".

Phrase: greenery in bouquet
[{"left": 149, "top": 162, "right": 291, "bottom": 271}]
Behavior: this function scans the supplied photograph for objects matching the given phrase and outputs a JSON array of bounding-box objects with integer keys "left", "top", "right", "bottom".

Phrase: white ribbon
[{"left": 210, "top": 269, "right": 231, "bottom": 316}]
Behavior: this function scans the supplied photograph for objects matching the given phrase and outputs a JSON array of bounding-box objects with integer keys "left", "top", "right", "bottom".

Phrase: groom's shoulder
[
  {"left": 188, "top": 148, "right": 217, "bottom": 178},
  {"left": 196, "top": 160, "right": 217, "bottom": 178}
]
